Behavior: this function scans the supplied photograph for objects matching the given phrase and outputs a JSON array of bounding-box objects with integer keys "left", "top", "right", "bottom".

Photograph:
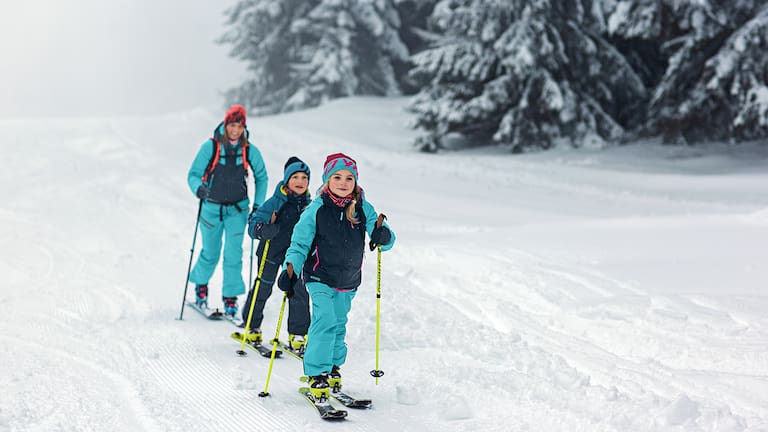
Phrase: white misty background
[{"left": 0, "top": 0, "right": 244, "bottom": 117}]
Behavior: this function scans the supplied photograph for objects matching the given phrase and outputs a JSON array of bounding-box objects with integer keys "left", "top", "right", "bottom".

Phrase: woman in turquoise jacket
[
  {"left": 277, "top": 153, "right": 395, "bottom": 400},
  {"left": 187, "top": 104, "right": 269, "bottom": 317}
]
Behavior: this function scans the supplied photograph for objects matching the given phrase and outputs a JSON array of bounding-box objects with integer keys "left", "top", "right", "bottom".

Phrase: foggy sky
[{"left": 0, "top": 0, "right": 245, "bottom": 117}]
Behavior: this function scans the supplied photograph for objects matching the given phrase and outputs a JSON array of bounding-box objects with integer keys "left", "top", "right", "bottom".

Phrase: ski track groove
[
  {"left": 134, "top": 311, "right": 379, "bottom": 431},
  {"left": 135, "top": 336, "right": 292, "bottom": 430}
]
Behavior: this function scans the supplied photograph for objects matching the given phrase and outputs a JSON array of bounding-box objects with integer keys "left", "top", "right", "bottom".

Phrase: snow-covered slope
[{"left": 0, "top": 97, "right": 766, "bottom": 431}]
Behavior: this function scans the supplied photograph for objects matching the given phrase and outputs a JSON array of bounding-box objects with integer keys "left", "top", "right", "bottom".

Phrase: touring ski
[
  {"left": 330, "top": 390, "right": 372, "bottom": 409},
  {"left": 298, "top": 375, "right": 372, "bottom": 409},
  {"left": 185, "top": 301, "right": 223, "bottom": 320},
  {"left": 230, "top": 332, "right": 282, "bottom": 358},
  {"left": 222, "top": 313, "right": 245, "bottom": 327},
  {"left": 278, "top": 340, "right": 305, "bottom": 360},
  {"left": 298, "top": 387, "right": 347, "bottom": 420}
]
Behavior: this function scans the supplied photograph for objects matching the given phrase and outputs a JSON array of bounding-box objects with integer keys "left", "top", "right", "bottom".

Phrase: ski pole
[
  {"left": 369, "top": 214, "right": 386, "bottom": 384},
  {"left": 248, "top": 238, "right": 254, "bottom": 292},
  {"left": 259, "top": 289, "right": 289, "bottom": 397},
  {"left": 237, "top": 239, "right": 270, "bottom": 356},
  {"left": 177, "top": 199, "right": 203, "bottom": 321}
]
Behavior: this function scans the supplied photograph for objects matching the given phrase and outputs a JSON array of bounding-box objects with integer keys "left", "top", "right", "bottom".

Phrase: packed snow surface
[{"left": 1, "top": 97, "right": 766, "bottom": 431}]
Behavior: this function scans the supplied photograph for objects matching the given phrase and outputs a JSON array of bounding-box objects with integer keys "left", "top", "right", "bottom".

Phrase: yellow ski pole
[
  {"left": 369, "top": 214, "right": 386, "bottom": 384},
  {"left": 237, "top": 213, "right": 277, "bottom": 356},
  {"left": 259, "top": 290, "right": 289, "bottom": 397},
  {"left": 237, "top": 239, "right": 270, "bottom": 356}
]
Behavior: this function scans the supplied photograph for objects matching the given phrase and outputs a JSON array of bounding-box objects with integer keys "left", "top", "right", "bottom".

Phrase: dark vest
[
  {"left": 303, "top": 195, "right": 367, "bottom": 291},
  {"left": 207, "top": 143, "right": 248, "bottom": 204}
]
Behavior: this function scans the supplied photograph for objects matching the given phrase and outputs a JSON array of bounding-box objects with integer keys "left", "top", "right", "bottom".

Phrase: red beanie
[{"left": 224, "top": 104, "right": 247, "bottom": 126}]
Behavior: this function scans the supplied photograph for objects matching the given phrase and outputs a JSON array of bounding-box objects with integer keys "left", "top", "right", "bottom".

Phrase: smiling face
[
  {"left": 225, "top": 122, "right": 244, "bottom": 141},
  {"left": 286, "top": 172, "right": 309, "bottom": 195},
  {"left": 328, "top": 169, "right": 356, "bottom": 197}
]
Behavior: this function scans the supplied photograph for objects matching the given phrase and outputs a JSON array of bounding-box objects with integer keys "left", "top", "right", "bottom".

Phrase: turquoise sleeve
[
  {"left": 284, "top": 198, "right": 321, "bottom": 271},
  {"left": 187, "top": 139, "right": 215, "bottom": 196},
  {"left": 363, "top": 199, "right": 395, "bottom": 251},
  {"left": 251, "top": 195, "right": 281, "bottom": 224},
  {"left": 248, "top": 144, "right": 269, "bottom": 207}
]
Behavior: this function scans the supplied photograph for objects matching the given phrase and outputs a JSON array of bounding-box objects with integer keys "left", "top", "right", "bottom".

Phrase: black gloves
[
  {"left": 249, "top": 223, "right": 280, "bottom": 240},
  {"left": 277, "top": 269, "right": 297, "bottom": 298},
  {"left": 257, "top": 223, "right": 280, "bottom": 240},
  {"left": 196, "top": 185, "right": 210, "bottom": 200},
  {"left": 370, "top": 225, "right": 392, "bottom": 248}
]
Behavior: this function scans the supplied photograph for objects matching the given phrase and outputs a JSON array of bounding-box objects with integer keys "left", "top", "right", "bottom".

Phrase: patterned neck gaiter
[{"left": 323, "top": 187, "right": 354, "bottom": 208}]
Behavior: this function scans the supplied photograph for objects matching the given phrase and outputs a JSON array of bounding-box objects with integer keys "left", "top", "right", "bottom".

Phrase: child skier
[
  {"left": 187, "top": 104, "right": 268, "bottom": 317},
  {"left": 242, "top": 157, "right": 312, "bottom": 351},
  {"left": 277, "top": 153, "right": 395, "bottom": 399}
]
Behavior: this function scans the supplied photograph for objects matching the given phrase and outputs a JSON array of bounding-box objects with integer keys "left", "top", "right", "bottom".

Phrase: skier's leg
[
  {"left": 287, "top": 277, "right": 310, "bottom": 335},
  {"left": 303, "top": 282, "right": 336, "bottom": 376},
  {"left": 331, "top": 290, "right": 355, "bottom": 368},
  {"left": 221, "top": 207, "right": 248, "bottom": 298},
  {"left": 241, "top": 258, "right": 279, "bottom": 328},
  {"left": 190, "top": 203, "right": 224, "bottom": 285}
]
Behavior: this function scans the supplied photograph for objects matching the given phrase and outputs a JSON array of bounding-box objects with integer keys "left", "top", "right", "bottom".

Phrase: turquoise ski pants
[
  {"left": 303, "top": 282, "right": 356, "bottom": 377},
  {"left": 190, "top": 201, "right": 248, "bottom": 298}
]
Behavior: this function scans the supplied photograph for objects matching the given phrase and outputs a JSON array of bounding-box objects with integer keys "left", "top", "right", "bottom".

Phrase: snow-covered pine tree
[
  {"left": 220, "top": 0, "right": 410, "bottom": 114},
  {"left": 639, "top": 1, "right": 768, "bottom": 143},
  {"left": 407, "top": 0, "right": 646, "bottom": 152}
]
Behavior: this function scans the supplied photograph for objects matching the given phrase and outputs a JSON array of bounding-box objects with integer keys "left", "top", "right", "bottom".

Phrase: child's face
[
  {"left": 328, "top": 170, "right": 355, "bottom": 197},
  {"left": 287, "top": 172, "right": 309, "bottom": 195}
]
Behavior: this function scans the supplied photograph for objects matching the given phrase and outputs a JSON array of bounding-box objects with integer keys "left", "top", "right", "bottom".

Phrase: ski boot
[
  {"left": 222, "top": 296, "right": 238, "bottom": 317},
  {"left": 329, "top": 365, "right": 342, "bottom": 392},
  {"left": 195, "top": 284, "right": 208, "bottom": 307},
  {"left": 288, "top": 334, "right": 307, "bottom": 353},
  {"left": 308, "top": 373, "right": 330, "bottom": 401},
  {"left": 244, "top": 328, "right": 262, "bottom": 343}
]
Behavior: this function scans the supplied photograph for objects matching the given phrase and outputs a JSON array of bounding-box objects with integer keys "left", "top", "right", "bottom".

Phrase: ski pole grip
[
  {"left": 375, "top": 213, "right": 386, "bottom": 229},
  {"left": 369, "top": 213, "right": 387, "bottom": 251},
  {"left": 286, "top": 262, "right": 294, "bottom": 279}
]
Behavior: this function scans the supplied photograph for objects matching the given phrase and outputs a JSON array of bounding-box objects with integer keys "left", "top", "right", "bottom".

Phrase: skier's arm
[
  {"left": 284, "top": 199, "right": 321, "bottom": 271},
  {"left": 187, "top": 139, "right": 214, "bottom": 195},
  {"left": 248, "top": 197, "right": 281, "bottom": 239},
  {"left": 363, "top": 199, "right": 395, "bottom": 251},
  {"left": 248, "top": 143, "right": 269, "bottom": 208}
]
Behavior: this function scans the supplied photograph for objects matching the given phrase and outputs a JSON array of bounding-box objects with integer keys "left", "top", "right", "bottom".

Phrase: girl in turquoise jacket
[{"left": 277, "top": 153, "right": 395, "bottom": 399}]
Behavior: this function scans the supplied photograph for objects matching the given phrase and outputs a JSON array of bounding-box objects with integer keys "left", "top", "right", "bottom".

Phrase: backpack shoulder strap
[
  {"left": 202, "top": 138, "right": 220, "bottom": 184},
  {"left": 241, "top": 141, "right": 250, "bottom": 177}
]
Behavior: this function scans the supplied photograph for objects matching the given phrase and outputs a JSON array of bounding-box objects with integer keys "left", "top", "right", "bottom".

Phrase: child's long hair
[{"left": 320, "top": 180, "right": 361, "bottom": 224}]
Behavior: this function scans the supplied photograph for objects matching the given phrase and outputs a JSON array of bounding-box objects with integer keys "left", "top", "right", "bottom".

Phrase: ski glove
[
  {"left": 196, "top": 185, "right": 210, "bottom": 200},
  {"left": 256, "top": 223, "right": 280, "bottom": 240},
  {"left": 277, "top": 269, "right": 297, "bottom": 298},
  {"left": 370, "top": 225, "right": 392, "bottom": 247}
]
